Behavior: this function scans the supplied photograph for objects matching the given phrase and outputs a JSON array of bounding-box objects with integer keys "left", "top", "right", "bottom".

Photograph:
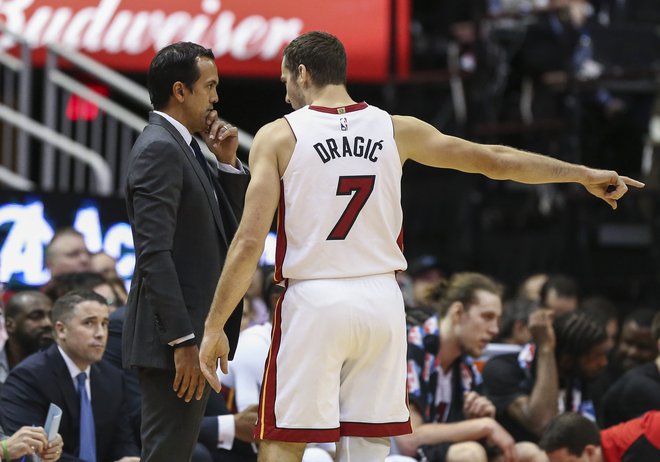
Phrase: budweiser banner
[{"left": 0, "top": 0, "right": 410, "bottom": 81}]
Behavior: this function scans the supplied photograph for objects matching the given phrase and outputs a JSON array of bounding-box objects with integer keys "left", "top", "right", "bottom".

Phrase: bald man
[
  {"left": 45, "top": 228, "right": 91, "bottom": 277},
  {"left": 0, "top": 291, "right": 53, "bottom": 387}
]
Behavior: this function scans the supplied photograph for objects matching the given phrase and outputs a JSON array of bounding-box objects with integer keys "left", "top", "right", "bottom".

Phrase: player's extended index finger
[{"left": 621, "top": 176, "right": 645, "bottom": 189}]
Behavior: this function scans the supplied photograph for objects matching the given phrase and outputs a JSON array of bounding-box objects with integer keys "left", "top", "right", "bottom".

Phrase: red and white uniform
[
  {"left": 274, "top": 102, "right": 407, "bottom": 282},
  {"left": 257, "top": 103, "right": 411, "bottom": 443}
]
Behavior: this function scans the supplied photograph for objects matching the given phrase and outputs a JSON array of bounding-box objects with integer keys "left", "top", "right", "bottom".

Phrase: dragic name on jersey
[{"left": 276, "top": 103, "right": 407, "bottom": 281}]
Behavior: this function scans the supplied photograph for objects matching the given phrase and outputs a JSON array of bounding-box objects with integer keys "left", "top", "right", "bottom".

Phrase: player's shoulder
[
  {"left": 255, "top": 117, "right": 291, "bottom": 138},
  {"left": 252, "top": 118, "right": 296, "bottom": 157},
  {"left": 391, "top": 114, "right": 432, "bottom": 133}
]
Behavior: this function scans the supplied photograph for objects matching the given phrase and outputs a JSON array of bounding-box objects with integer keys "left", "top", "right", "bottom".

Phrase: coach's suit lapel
[
  {"left": 48, "top": 345, "right": 79, "bottom": 431},
  {"left": 149, "top": 113, "right": 228, "bottom": 245}
]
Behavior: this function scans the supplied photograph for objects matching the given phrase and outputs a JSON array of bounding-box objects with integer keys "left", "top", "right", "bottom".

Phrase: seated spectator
[
  {"left": 2, "top": 229, "right": 92, "bottom": 305},
  {"left": 590, "top": 308, "right": 657, "bottom": 425},
  {"left": 395, "top": 272, "right": 546, "bottom": 462},
  {"left": 43, "top": 271, "right": 123, "bottom": 313},
  {"left": 517, "top": 273, "right": 548, "bottom": 302},
  {"left": 0, "top": 423, "right": 63, "bottom": 462},
  {"left": 496, "top": 298, "right": 540, "bottom": 346},
  {"left": 197, "top": 396, "right": 259, "bottom": 462},
  {"left": 540, "top": 411, "right": 660, "bottom": 461},
  {"left": 407, "top": 254, "right": 446, "bottom": 308},
  {"left": 612, "top": 308, "right": 657, "bottom": 373},
  {"left": 0, "top": 290, "right": 140, "bottom": 461},
  {"left": 539, "top": 275, "right": 579, "bottom": 316},
  {"left": 44, "top": 228, "right": 91, "bottom": 277},
  {"left": 483, "top": 311, "right": 609, "bottom": 442},
  {"left": 0, "top": 291, "right": 53, "bottom": 389},
  {"left": 90, "top": 251, "right": 128, "bottom": 305},
  {"left": 579, "top": 296, "right": 619, "bottom": 352},
  {"left": 601, "top": 311, "right": 660, "bottom": 427}
]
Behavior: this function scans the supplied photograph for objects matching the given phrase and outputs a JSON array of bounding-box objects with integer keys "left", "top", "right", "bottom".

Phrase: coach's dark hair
[
  {"left": 539, "top": 412, "right": 601, "bottom": 455},
  {"left": 283, "top": 31, "right": 347, "bottom": 87},
  {"left": 435, "top": 272, "right": 504, "bottom": 318},
  {"left": 148, "top": 42, "right": 215, "bottom": 110},
  {"left": 52, "top": 290, "right": 107, "bottom": 324},
  {"left": 554, "top": 312, "right": 607, "bottom": 360}
]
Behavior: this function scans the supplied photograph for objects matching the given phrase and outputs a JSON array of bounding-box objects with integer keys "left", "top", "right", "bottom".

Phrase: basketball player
[{"left": 199, "top": 31, "right": 643, "bottom": 462}]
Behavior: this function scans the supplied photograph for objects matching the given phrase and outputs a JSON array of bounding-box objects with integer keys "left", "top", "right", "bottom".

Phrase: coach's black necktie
[
  {"left": 190, "top": 137, "right": 213, "bottom": 183},
  {"left": 190, "top": 137, "right": 230, "bottom": 244}
]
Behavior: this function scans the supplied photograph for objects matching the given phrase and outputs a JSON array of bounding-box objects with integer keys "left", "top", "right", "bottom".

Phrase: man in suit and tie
[
  {"left": 123, "top": 41, "right": 249, "bottom": 461},
  {"left": 0, "top": 290, "right": 139, "bottom": 462}
]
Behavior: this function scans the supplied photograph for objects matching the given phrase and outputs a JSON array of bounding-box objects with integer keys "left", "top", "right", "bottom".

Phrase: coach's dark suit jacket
[
  {"left": 123, "top": 112, "right": 247, "bottom": 371},
  {"left": 0, "top": 344, "right": 139, "bottom": 462}
]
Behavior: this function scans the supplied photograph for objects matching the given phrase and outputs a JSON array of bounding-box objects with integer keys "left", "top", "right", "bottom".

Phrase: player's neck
[
  {"left": 307, "top": 84, "right": 355, "bottom": 108},
  {"left": 439, "top": 319, "right": 462, "bottom": 372}
]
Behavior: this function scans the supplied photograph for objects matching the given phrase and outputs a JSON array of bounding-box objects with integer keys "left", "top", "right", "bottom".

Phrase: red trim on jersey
[
  {"left": 308, "top": 102, "right": 369, "bottom": 114},
  {"left": 256, "top": 280, "right": 288, "bottom": 440},
  {"left": 274, "top": 180, "right": 287, "bottom": 283}
]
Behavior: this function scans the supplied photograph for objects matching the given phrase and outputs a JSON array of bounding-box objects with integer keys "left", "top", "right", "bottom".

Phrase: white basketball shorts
[{"left": 255, "top": 273, "right": 412, "bottom": 442}]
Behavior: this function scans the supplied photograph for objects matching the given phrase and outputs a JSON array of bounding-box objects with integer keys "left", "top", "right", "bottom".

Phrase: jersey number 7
[{"left": 327, "top": 175, "right": 376, "bottom": 240}]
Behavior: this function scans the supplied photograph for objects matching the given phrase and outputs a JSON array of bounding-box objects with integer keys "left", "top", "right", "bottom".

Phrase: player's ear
[
  {"left": 298, "top": 64, "right": 308, "bottom": 85},
  {"left": 448, "top": 301, "right": 464, "bottom": 323}
]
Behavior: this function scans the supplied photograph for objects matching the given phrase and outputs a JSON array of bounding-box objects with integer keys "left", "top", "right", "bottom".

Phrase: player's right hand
[
  {"left": 199, "top": 329, "right": 230, "bottom": 393},
  {"left": 582, "top": 169, "right": 644, "bottom": 210}
]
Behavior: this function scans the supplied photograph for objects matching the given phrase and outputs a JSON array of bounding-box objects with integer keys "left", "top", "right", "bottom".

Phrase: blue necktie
[
  {"left": 190, "top": 138, "right": 213, "bottom": 182},
  {"left": 77, "top": 372, "right": 96, "bottom": 462}
]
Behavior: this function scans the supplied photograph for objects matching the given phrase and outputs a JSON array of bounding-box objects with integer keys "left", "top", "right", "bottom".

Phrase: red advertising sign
[{"left": 0, "top": 0, "right": 410, "bottom": 81}]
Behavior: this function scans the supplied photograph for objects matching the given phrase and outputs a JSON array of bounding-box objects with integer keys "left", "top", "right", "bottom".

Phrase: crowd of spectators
[
  {"left": 409, "top": 0, "right": 659, "bottom": 176},
  {"left": 0, "top": 229, "right": 657, "bottom": 461}
]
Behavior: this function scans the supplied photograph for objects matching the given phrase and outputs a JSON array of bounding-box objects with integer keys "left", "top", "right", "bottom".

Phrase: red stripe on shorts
[
  {"left": 341, "top": 419, "right": 412, "bottom": 437},
  {"left": 256, "top": 280, "right": 287, "bottom": 440},
  {"left": 274, "top": 180, "right": 287, "bottom": 283},
  {"left": 260, "top": 426, "right": 341, "bottom": 443}
]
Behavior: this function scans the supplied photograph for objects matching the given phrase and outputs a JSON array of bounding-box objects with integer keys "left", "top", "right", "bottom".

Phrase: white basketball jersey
[{"left": 275, "top": 102, "right": 407, "bottom": 282}]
